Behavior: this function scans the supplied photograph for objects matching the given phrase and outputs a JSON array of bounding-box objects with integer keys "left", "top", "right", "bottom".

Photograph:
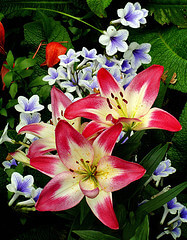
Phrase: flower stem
[{"left": 22, "top": 7, "right": 103, "bottom": 33}]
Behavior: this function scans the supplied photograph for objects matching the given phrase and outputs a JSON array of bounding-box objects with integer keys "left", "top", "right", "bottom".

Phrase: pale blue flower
[
  {"left": 160, "top": 197, "right": 183, "bottom": 224},
  {"left": 123, "top": 42, "right": 151, "bottom": 69},
  {"left": 168, "top": 207, "right": 187, "bottom": 225},
  {"left": 59, "top": 49, "right": 80, "bottom": 68},
  {"left": 134, "top": 2, "right": 149, "bottom": 24},
  {"left": 112, "top": 2, "right": 144, "bottom": 28},
  {"left": 43, "top": 67, "right": 59, "bottom": 85},
  {"left": 6, "top": 172, "right": 34, "bottom": 206},
  {"left": 15, "top": 95, "right": 44, "bottom": 113},
  {"left": 99, "top": 26, "right": 129, "bottom": 56},
  {"left": 79, "top": 47, "right": 97, "bottom": 60},
  {"left": 157, "top": 220, "right": 182, "bottom": 239},
  {"left": 2, "top": 158, "right": 18, "bottom": 170},
  {"left": 17, "top": 187, "right": 43, "bottom": 207}
]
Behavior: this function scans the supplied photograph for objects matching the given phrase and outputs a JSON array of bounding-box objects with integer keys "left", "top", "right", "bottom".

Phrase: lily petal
[
  {"left": 96, "top": 156, "right": 146, "bottom": 192},
  {"left": 79, "top": 178, "right": 99, "bottom": 198},
  {"left": 10, "top": 150, "right": 30, "bottom": 165},
  {"left": 86, "top": 191, "right": 119, "bottom": 229},
  {"left": 97, "top": 68, "right": 125, "bottom": 99},
  {"left": 64, "top": 94, "right": 117, "bottom": 124},
  {"left": 51, "top": 86, "right": 72, "bottom": 125},
  {"left": 134, "top": 107, "right": 182, "bottom": 132},
  {"left": 19, "top": 123, "right": 55, "bottom": 139},
  {"left": 92, "top": 123, "right": 123, "bottom": 165},
  {"left": 27, "top": 138, "right": 56, "bottom": 158},
  {"left": 55, "top": 120, "right": 94, "bottom": 171},
  {"left": 124, "top": 65, "right": 164, "bottom": 118},
  {"left": 30, "top": 155, "right": 68, "bottom": 178},
  {"left": 36, "top": 172, "right": 84, "bottom": 211},
  {"left": 82, "top": 121, "right": 108, "bottom": 139}
]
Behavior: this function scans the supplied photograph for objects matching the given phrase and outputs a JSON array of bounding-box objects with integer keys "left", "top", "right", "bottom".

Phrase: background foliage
[{"left": 0, "top": 0, "right": 186, "bottom": 239}]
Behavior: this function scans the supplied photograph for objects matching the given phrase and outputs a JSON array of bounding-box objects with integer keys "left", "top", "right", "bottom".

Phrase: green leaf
[
  {"left": 136, "top": 181, "right": 187, "bottom": 215},
  {"left": 15, "top": 58, "right": 36, "bottom": 71},
  {"left": 146, "top": 0, "right": 187, "bottom": 28},
  {"left": 167, "top": 102, "right": 187, "bottom": 178},
  {"left": 9, "top": 82, "right": 18, "bottom": 98},
  {"left": 3, "top": 71, "right": 13, "bottom": 88},
  {"left": 86, "top": 0, "right": 112, "bottom": 18},
  {"left": 6, "top": 99, "right": 18, "bottom": 109},
  {"left": 73, "top": 230, "right": 119, "bottom": 240},
  {"left": 130, "top": 215, "right": 149, "bottom": 240},
  {"left": 129, "top": 25, "right": 187, "bottom": 93},
  {"left": 0, "top": 108, "right": 7, "bottom": 117},
  {"left": 6, "top": 50, "right": 14, "bottom": 68}
]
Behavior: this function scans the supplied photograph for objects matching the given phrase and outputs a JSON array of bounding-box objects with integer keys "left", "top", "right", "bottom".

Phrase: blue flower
[
  {"left": 6, "top": 172, "right": 34, "bottom": 206},
  {"left": 152, "top": 158, "right": 176, "bottom": 187},
  {"left": 15, "top": 95, "right": 44, "bottom": 113},
  {"left": 168, "top": 206, "right": 187, "bottom": 226},
  {"left": 160, "top": 197, "right": 183, "bottom": 224},
  {"left": 59, "top": 49, "right": 80, "bottom": 67},
  {"left": 123, "top": 42, "right": 151, "bottom": 69},
  {"left": 157, "top": 220, "right": 182, "bottom": 239},
  {"left": 134, "top": 2, "right": 149, "bottom": 24},
  {"left": 43, "top": 67, "right": 59, "bottom": 85},
  {"left": 112, "top": 2, "right": 144, "bottom": 28},
  {"left": 99, "top": 26, "right": 129, "bottom": 56},
  {"left": 2, "top": 158, "right": 18, "bottom": 170},
  {"left": 17, "top": 187, "right": 43, "bottom": 207}
]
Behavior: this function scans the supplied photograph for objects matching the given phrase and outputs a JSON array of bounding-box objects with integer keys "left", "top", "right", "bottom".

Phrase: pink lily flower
[
  {"left": 34, "top": 120, "right": 145, "bottom": 229},
  {"left": 64, "top": 65, "right": 182, "bottom": 137},
  {"left": 17, "top": 86, "right": 81, "bottom": 158}
]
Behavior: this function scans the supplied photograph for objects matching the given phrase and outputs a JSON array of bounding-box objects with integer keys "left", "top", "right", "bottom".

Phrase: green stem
[{"left": 22, "top": 7, "right": 103, "bottom": 33}]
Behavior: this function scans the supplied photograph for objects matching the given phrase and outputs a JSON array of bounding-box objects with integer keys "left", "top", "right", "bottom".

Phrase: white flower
[
  {"left": 43, "top": 67, "right": 59, "bottom": 85},
  {"left": 0, "top": 123, "right": 14, "bottom": 144},
  {"left": 99, "top": 26, "right": 129, "bottom": 56},
  {"left": 15, "top": 95, "right": 44, "bottom": 113}
]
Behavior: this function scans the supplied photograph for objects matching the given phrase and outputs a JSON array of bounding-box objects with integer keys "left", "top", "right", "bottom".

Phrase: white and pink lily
[
  {"left": 17, "top": 86, "right": 81, "bottom": 158},
  {"left": 64, "top": 65, "right": 182, "bottom": 138},
  {"left": 33, "top": 120, "right": 145, "bottom": 229}
]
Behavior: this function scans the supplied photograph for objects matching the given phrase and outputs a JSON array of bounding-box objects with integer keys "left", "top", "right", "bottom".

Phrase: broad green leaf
[
  {"left": 86, "top": 0, "right": 112, "bottom": 18},
  {"left": 167, "top": 102, "right": 187, "bottom": 178},
  {"left": 136, "top": 181, "right": 187, "bottom": 215},
  {"left": 130, "top": 215, "right": 149, "bottom": 240},
  {"left": 3, "top": 71, "right": 13, "bottom": 88},
  {"left": 129, "top": 25, "right": 187, "bottom": 93},
  {"left": 146, "top": 0, "right": 187, "bottom": 28},
  {"left": 0, "top": 108, "right": 7, "bottom": 117},
  {"left": 73, "top": 230, "right": 119, "bottom": 240},
  {"left": 15, "top": 58, "right": 36, "bottom": 71},
  {"left": 6, "top": 50, "right": 14, "bottom": 68},
  {"left": 9, "top": 82, "right": 18, "bottom": 98},
  {"left": 6, "top": 99, "right": 18, "bottom": 109}
]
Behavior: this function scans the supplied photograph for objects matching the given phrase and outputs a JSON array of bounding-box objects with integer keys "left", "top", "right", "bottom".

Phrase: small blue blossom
[
  {"left": 15, "top": 95, "right": 44, "bottom": 113},
  {"left": 97, "top": 55, "right": 117, "bottom": 69},
  {"left": 99, "top": 26, "right": 129, "bottom": 56},
  {"left": 6, "top": 172, "right": 34, "bottom": 206},
  {"left": 17, "top": 187, "right": 43, "bottom": 207},
  {"left": 59, "top": 49, "right": 80, "bottom": 67},
  {"left": 79, "top": 47, "right": 97, "bottom": 60},
  {"left": 160, "top": 197, "right": 183, "bottom": 224},
  {"left": 2, "top": 158, "right": 18, "bottom": 170},
  {"left": 112, "top": 2, "right": 144, "bottom": 28},
  {"left": 152, "top": 158, "right": 176, "bottom": 187},
  {"left": 134, "top": 2, "right": 149, "bottom": 24},
  {"left": 157, "top": 220, "right": 182, "bottom": 239},
  {"left": 168, "top": 206, "right": 187, "bottom": 225},
  {"left": 43, "top": 67, "right": 59, "bottom": 85},
  {"left": 123, "top": 42, "right": 151, "bottom": 69}
]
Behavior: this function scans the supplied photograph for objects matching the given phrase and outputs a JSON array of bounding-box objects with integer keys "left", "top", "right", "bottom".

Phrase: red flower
[
  {"left": 0, "top": 22, "right": 5, "bottom": 55},
  {"left": 40, "top": 42, "right": 67, "bottom": 67}
]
